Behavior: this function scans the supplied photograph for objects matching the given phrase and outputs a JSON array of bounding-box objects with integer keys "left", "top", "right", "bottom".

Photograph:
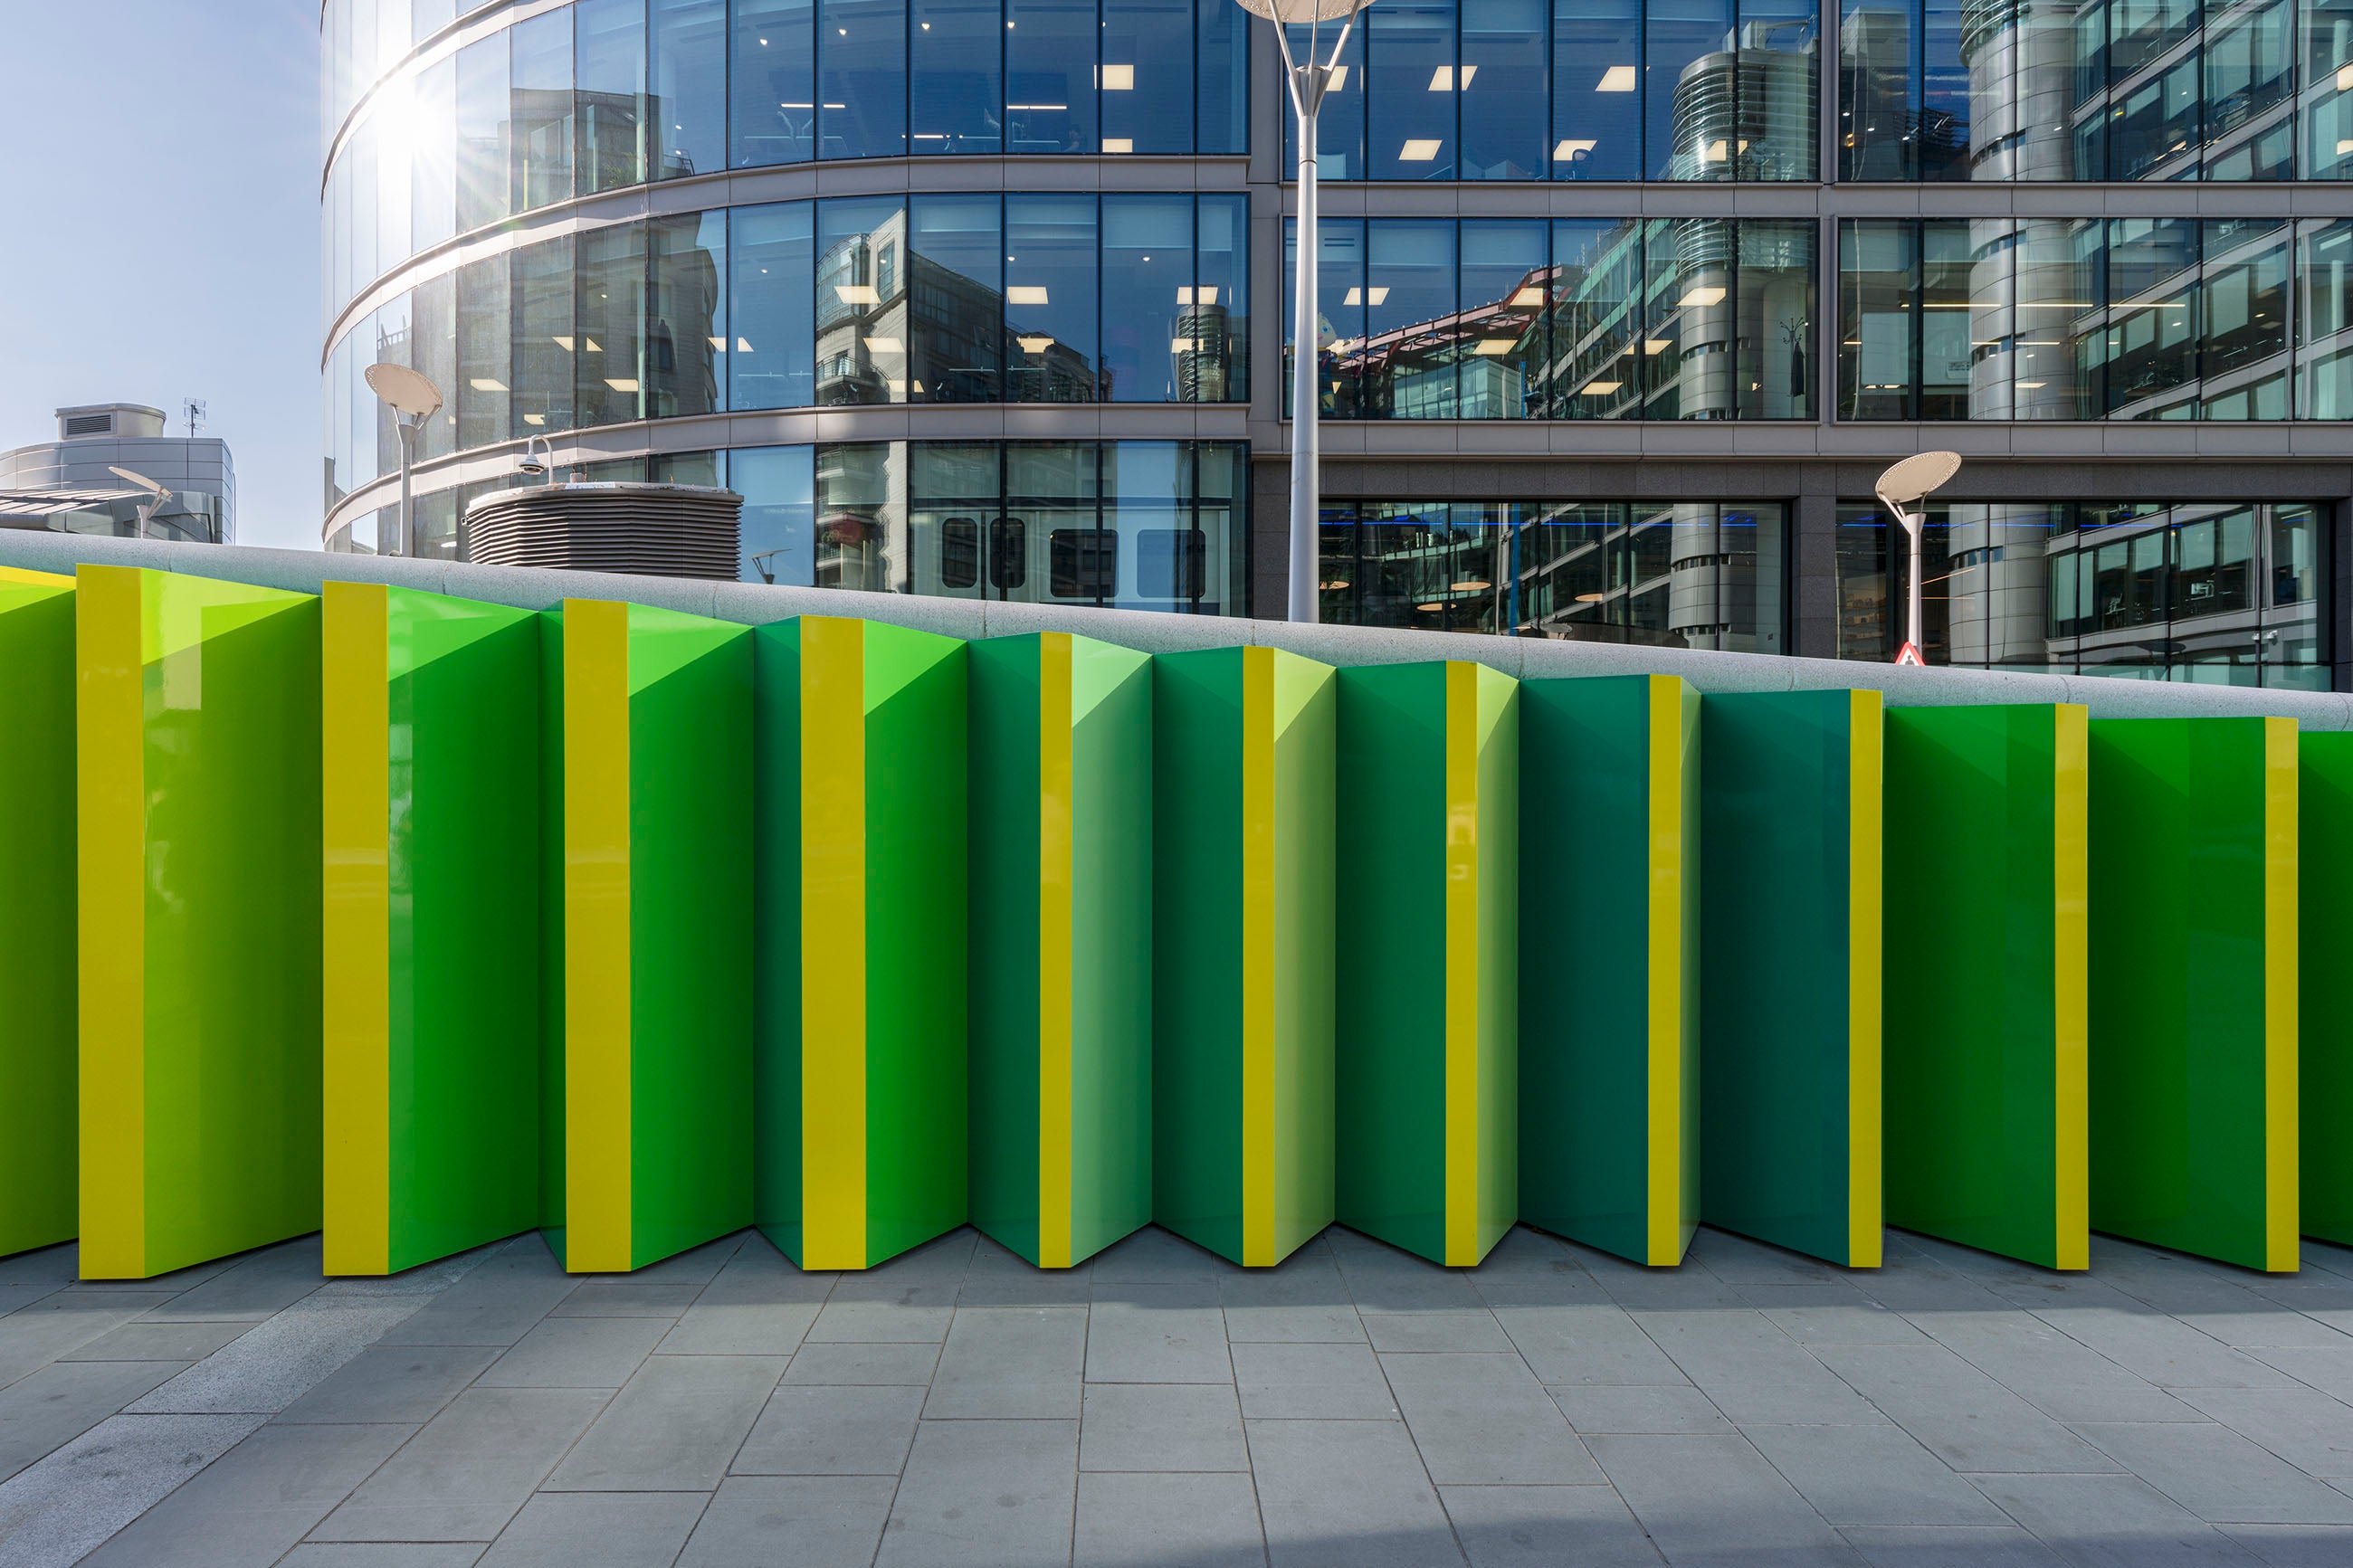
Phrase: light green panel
[
  {"left": 2306, "top": 732, "right": 2353, "bottom": 1247},
  {"left": 1882, "top": 705, "right": 2089, "bottom": 1272},
  {"left": 970, "top": 632, "right": 1154, "bottom": 1268},
  {"left": 1518, "top": 674, "right": 1699, "bottom": 1269},
  {"left": 76, "top": 565, "right": 323, "bottom": 1279},
  {"left": 1152, "top": 646, "right": 1338, "bottom": 1269},
  {"left": 1336, "top": 660, "right": 1518, "bottom": 1269},
  {"left": 0, "top": 570, "right": 77, "bottom": 1259},
  {"left": 2089, "top": 717, "right": 2297, "bottom": 1272},
  {"left": 1699, "top": 689, "right": 1883, "bottom": 1269},
  {"left": 754, "top": 616, "right": 968, "bottom": 1270}
]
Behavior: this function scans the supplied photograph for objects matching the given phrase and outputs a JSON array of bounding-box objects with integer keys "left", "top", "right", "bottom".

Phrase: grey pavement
[{"left": 8, "top": 1227, "right": 2353, "bottom": 1565}]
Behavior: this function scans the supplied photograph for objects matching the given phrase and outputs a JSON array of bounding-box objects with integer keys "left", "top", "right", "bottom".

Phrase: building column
[{"left": 1792, "top": 487, "right": 1841, "bottom": 660}]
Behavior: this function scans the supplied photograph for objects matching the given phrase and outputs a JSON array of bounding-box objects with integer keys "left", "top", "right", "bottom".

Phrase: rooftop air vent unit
[
  {"left": 462, "top": 481, "right": 743, "bottom": 580},
  {"left": 62, "top": 413, "right": 113, "bottom": 437}
]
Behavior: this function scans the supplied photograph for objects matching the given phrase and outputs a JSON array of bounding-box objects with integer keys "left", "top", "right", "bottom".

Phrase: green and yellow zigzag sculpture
[{"left": 0, "top": 563, "right": 2322, "bottom": 1281}]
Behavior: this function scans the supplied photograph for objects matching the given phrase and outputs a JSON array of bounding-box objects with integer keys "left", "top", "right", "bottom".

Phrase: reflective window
[
  {"left": 731, "top": 203, "right": 818, "bottom": 409},
  {"left": 1318, "top": 499, "right": 1786, "bottom": 649},
  {"left": 651, "top": 213, "right": 726, "bottom": 417},
  {"left": 454, "top": 29, "right": 510, "bottom": 233},
  {"left": 510, "top": 7, "right": 576, "bottom": 211},
  {"left": 1553, "top": 0, "right": 1643, "bottom": 178},
  {"left": 1369, "top": 0, "right": 1459, "bottom": 178},
  {"left": 733, "top": 442, "right": 817, "bottom": 582},
  {"left": 1836, "top": 499, "right": 2327, "bottom": 687},
  {"left": 456, "top": 254, "right": 511, "bottom": 449},
  {"left": 732, "top": 0, "right": 816, "bottom": 166},
  {"left": 1288, "top": 214, "right": 1815, "bottom": 419},
  {"left": 1840, "top": 216, "right": 2343, "bottom": 418},
  {"left": 576, "top": 0, "right": 646, "bottom": 195},
  {"left": 412, "top": 55, "right": 457, "bottom": 253},
  {"left": 912, "top": 0, "right": 1003, "bottom": 155},
  {"left": 822, "top": 0, "right": 909, "bottom": 158},
  {"left": 1197, "top": 0, "right": 1249, "bottom": 152},
  {"left": 913, "top": 195, "right": 1005, "bottom": 402},
  {"left": 576, "top": 223, "right": 646, "bottom": 429},
  {"left": 512, "top": 233, "right": 576, "bottom": 433},
  {"left": 1104, "top": 0, "right": 1195, "bottom": 155},
  {"left": 1460, "top": 0, "right": 1548, "bottom": 177},
  {"left": 1006, "top": 0, "right": 1097, "bottom": 154},
  {"left": 1005, "top": 195, "right": 1098, "bottom": 401},
  {"left": 818, "top": 197, "right": 910, "bottom": 404},
  {"left": 1104, "top": 195, "right": 1194, "bottom": 401},
  {"left": 652, "top": 0, "right": 728, "bottom": 178}
]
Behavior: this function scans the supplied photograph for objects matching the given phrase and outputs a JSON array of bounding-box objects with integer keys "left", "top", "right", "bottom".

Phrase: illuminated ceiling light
[
  {"left": 864, "top": 335, "right": 903, "bottom": 353},
  {"left": 1472, "top": 337, "right": 1519, "bottom": 355},
  {"left": 1327, "top": 66, "right": 1348, "bottom": 90},
  {"left": 1702, "top": 138, "right": 1728, "bottom": 161},
  {"left": 1369, "top": 286, "right": 1388, "bottom": 304},
  {"left": 1596, "top": 65, "right": 1636, "bottom": 92},
  {"left": 1398, "top": 138, "right": 1443, "bottom": 161},
  {"left": 1018, "top": 336, "right": 1055, "bottom": 353},
  {"left": 1428, "top": 65, "right": 1477, "bottom": 90},
  {"left": 708, "top": 336, "right": 727, "bottom": 351},
  {"left": 737, "top": 337, "right": 754, "bottom": 352},
  {"left": 1677, "top": 286, "right": 1726, "bottom": 307},
  {"left": 469, "top": 377, "right": 507, "bottom": 392},
  {"left": 1643, "top": 337, "right": 1672, "bottom": 354},
  {"left": 1510, "top": 287, "right": 1546, "bottom": 307},
  {"left": 2016, "top": 380, "right": 2046, "bottom": 388},
  {"left": 1576, "top": 592, "right": 1605, "bottom": 602},
  {"left": 835, "top": 283, "right": 881, "bottom": 305},
  {"left": 1552, "top": 138, "right": 1596, "bottom": 160},
  {"left": 1416, "top": 602, "right": 1446, "bottom": 613},
  {"left": 1103, "top": 138, "right": 1134, "bottom": 152},
  {"left": 2340, "top": 138, "right": 2353, "bottom": 155},
  {"left": 912, "top": 381, "right": 926, "bottom": 392},
  {"left": 584, "top": 339, "right": 604, "bottom": 353},
  {"left": 605, "top": 377, "right": 640, "bottom": 392},
  {"left": 1343, "top": 287, "right": 1360, "bottom": 305},
  {"left": 889, "top": 378, "right": 907, "bottom": 394},
  {"left": 523, "top": 413, "right": 546, "bottom": 425},
  {"left": 1581, "top": 380, "right": 1623, "bottom": 394},
  {"left": 1453, "top": 579, "right": 1491, "bottom": 591},
  {"left": 1008, "top": 285, "right": 1051, "bottom": 304},
  {"left": 1177, "top": 286, "right": 1218, "bottom": 305},
  {"left": 1101, "top": 63, "right": 1134, "bottom": 90},
  {"left": 552, "top": 336, "right": 575, "bottom": 350},
  {"left": 1171, "top": 337, "right": 1200, "bottom": 353},
  {"left": 2340, "top": 63, "right": 2353, "bottom": 90},
  {"left": 1319, "top": 579, "right": 1350, "bottom": 590}
]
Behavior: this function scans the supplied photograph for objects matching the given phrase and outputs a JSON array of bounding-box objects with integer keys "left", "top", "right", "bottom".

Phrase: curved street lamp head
[
  {"left": 365, "top": 361, "right": 445, "bottom": 420},
  {"left": 106, "top": 464, "right": 170, "bottom": 500},
  {"left": 1873, "top": 450, "right": 1962, "bottom": 508},
  {"left": 1230, "top": 0, "right": 1374, "bottom": 22}
]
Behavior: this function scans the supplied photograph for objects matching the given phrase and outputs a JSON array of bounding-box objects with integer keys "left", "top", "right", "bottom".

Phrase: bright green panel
[
  {"left": 385, "top": 587, "right": 542, "bottom": 1272},
  {"left": 536, "top": 611, "right": 568, "bottom": 1264},
  {"left": 1473, "top": 667, "right": 1519, "bottom": 1259},
  {"left": 750, "top": 620, "right": 804, "bottom": 1263},
  {"left": 1270, "top": 651, "right": 1338, "bottom": 1261},
  {"left": 1882, "top": 706, "right": 2076, "bottom": 1270},
  {"left": 624, "top": 606, "right": 755, "bottom": 1267},
  {"left": 1517, "top": 676, "right": 1654, "bottom": 1266},
  {"left": 967, "top": 635, "right": 1045, "bottom": 1264},
  {"left": 860, "top": 622, "right": 968, "bottom": 1265},
  {"left": 2089, "top": 717, "right": 2283, "bottom": 1270},
  {"left": 0, "top": 579, "right": 77, "bottom": 1258},
  {"left": 1149, "top": 649, "right": 1249, "bottom": 1262},
  {"left": 2304, "top": 733, "right": 2353, "bottom": 1245},
  {"left": 1335, "top": 663, "right": 1449, "bottom": 1264},
  {"left": 1067, "top": 638, "right": 1154, "bottom": 1264},
  {"left": 1699, "top": 689, "right": 1859, "bottom": 1267},
  {"left": 139, "top": 576, "right": 323, "bottom": 1274}
]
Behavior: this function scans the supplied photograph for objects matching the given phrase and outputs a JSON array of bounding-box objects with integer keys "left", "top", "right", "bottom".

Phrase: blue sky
[{"left": 2, "top": 1, "right": 321, "bottom": 548}]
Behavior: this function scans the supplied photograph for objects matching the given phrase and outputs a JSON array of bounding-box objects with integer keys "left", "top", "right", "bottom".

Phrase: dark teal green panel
[
  {"left": 1882, "top": 705, "right": 2082, "bottom": 1271},
  {"left": 625, "top": 609, "right": 756, "bottom": 1266},
  {"left": 2306, "top": 732, "right": 2353, "bottom": 1246},
  {"left": 386, "top": 589, "right": 542, "bottom": 1272},
  {"left": 750, "top": 620, "right": 803, "bottom": 1263},
  {"left": 1151, "top": 650, "right": 1249, "bottom": 1263},
  {"left": 2089, "top": 717, "right": 2292, "bottom": 1272},
  {"left": 967, "top": 635, "right": 1045, "bottom": 1265},
  {"left": 1335, "top": 662, "right": 1449, "bottom": 1265},
  {"left": 1699, "top": 689, "right": 1869, "bottom": 1267},
  {"left": 1066, "top": 638, "right": 1154, "bottom": 1265},
  {"left": 1518, "top": 676, "right": 1658, "bottom": 1267},
  {"left": 0, "top": 580, "right": 75, "bottom": 1259}
]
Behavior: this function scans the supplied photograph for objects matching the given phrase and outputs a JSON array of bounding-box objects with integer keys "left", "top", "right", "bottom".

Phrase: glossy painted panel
[
  {"left": 2301, "top": 731, "right": 2353, "bottom": 1246},
  {"left": 1881, "top": 704, "right": 2089, "bottom": 1271}
]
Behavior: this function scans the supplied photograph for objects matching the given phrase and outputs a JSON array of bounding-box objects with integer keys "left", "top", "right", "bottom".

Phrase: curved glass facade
[{"left": 1839, "top": 0, "right": 2353, "bottom": 181}]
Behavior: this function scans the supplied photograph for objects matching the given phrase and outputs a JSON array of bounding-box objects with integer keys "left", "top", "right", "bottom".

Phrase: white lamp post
[
  {"left": 105, "top": 466, "right": 173, "bottom": 538},
  {"left": 1873, "top": 451, "right": 1962, "bottom": 666},
  {"left": 364, "top": 363, "right": 445, "bottom": 557},
  {"left": 1233, "top": 0, "right": 1377, "bottom": 623}
]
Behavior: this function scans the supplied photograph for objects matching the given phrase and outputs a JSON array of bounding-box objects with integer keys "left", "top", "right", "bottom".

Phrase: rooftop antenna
[{"left": 183, "top": 398, "right": 207, "bottom": 438}]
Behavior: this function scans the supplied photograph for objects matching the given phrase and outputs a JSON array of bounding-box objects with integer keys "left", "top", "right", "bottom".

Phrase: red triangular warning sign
[{"left": 1894, "top": 641, "right": 1925, "bottom": 666}]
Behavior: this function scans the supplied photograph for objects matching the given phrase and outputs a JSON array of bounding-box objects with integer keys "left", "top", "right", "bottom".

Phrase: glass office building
[{"left": 323, "top": 0, "right": 2353, "bottom": 686}]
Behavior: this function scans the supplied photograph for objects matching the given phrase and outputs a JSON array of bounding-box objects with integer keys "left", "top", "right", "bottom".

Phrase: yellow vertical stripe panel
[
  {"left": 1037, "top": 634, "right": 1076, "bottom": 1269},
  {"left": 564, "top": 600, "right": 634, "bottom": 1272},
  {"left": 1845, "top": 689, "right": 1884, "bottom": 1269},
  {"left": 1643, "top": 675, "right": 1683, "bottom": 1267},
  {"left": 2262, "top": 715, "right": 2299, "bottom": 1273},
  {"left": 2051, "top": 704, "right": 2091, "bottom": 1271},
  {"left": 320, "top": 583, "right": 393, "bottom": 1276},
  {"left": 1442, "top": 662, "right": 1481, "bottom": 1268},
  {"left": 1239, "top": 649, "right": 1278, "bottom": 1266},
  {"left": 801, "top": 618, "right": 868, "bottom": 1269},
  {"left": 76, "top": 565, "right": 148, "bottom": 1278}
]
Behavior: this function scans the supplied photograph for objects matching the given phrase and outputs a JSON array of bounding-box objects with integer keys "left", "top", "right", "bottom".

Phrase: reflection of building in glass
[{"left": 1667, "top": 23, "right": 1822, "bottom": 182}]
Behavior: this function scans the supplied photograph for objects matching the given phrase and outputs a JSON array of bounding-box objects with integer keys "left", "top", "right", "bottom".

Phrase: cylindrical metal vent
[{"left": 462, "top": 482, "right": 743, "bottom": 580}]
